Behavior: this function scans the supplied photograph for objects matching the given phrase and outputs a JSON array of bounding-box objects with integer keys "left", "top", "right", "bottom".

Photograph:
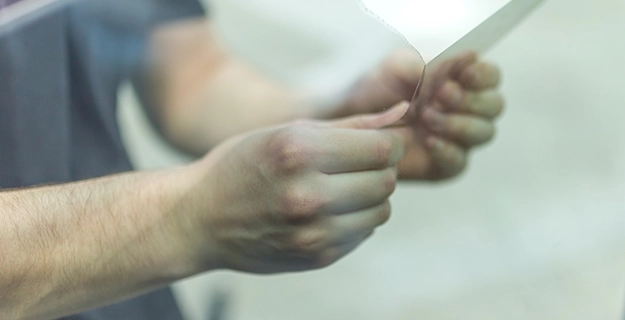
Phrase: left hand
[{"left": 336, "top": 49, "right": 505, "bottom": 181}]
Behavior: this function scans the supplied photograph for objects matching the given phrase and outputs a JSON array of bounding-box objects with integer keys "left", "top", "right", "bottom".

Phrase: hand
[
  {"left": 338, "top": 50, "right": 505, "bottom": 181},
  {"left": 186, "top": 104, "right": 408, "bottom": 274}
]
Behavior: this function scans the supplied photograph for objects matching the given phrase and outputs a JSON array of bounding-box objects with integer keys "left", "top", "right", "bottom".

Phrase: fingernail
[
  {"left": 399, "top": 101, "right": 410, "bottom": 111},
  {"left": 422, "top": 108, "right": 447, "bottom": 131}
]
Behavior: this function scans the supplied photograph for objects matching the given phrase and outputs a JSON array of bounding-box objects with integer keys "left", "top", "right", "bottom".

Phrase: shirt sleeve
[{"left": 145, "top": 0, "right": 207, "bottom": 26}]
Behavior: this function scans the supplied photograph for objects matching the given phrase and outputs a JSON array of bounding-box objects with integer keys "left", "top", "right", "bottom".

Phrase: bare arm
[
  {"left": 143, "top": 19, "right": 503, "bottom": 181},
  {"left": 143, "top": 18, "right": 317, "bottom": 156},
  {"left": 0, "top": 108, "right": 408, "bottom": 320},
  {"left": 0, "top": 169, "right": 203, "bottom": 320}
]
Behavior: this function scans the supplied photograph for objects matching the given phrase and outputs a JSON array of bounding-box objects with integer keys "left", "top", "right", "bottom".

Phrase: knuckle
[
  {"left": 269, "top": 127, "right": 312, "bottom": 173},
  {"left": 291, "top": 229, "right": 327, "bottom": 252},
  {"left": 281, "top": 186, "right": 326, "bottom": 222},
  {"left": 374, "top": 139, "right": 394, "bottom": 168}
]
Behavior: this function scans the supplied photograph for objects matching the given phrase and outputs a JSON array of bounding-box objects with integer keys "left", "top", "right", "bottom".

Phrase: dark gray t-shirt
[{"left": 0, "top": 0, "right": 205, "bottom": 318}]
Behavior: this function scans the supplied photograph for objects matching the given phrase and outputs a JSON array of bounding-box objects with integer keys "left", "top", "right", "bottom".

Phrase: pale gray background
[{"left": 117, "top": 0, "right": 625, "bottom": 319}]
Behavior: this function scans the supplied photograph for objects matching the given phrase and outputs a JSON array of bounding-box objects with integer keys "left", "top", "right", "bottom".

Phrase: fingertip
[
  {"left": 380, "top": 101, "right": 410, "bottom": 126},
  {"left": 396, "top": 100, "right": 410, "bottom": 113}
]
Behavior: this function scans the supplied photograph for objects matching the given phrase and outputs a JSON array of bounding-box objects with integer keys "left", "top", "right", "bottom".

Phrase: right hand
[{"left": 186, "top": 103, "right": 409, "bottom": 274}]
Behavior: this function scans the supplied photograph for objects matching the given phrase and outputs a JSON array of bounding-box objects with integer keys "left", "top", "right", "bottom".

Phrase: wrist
[{"left": 149, "top": 164, "right": 221, "bottom": 277}]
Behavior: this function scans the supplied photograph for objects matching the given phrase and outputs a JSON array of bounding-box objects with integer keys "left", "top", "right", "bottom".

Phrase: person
[{"left": 0, "top": 0, "right": 504, "bottom": 319}]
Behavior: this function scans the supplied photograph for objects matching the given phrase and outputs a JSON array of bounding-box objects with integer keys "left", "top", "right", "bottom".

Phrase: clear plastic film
[{"left": 360, "top": 0, "right": 544, "bottom": 118}]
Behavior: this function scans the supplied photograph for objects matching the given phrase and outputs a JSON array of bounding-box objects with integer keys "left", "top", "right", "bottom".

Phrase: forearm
[
  {"left": 148, "top": 19, "right": 317, "bottom": 156},
  {"left": 0, "top": 168, "right": 203, "bottom": 320},
  {"left": 163, "top": 59, "right": 315, "bottom": 155}
]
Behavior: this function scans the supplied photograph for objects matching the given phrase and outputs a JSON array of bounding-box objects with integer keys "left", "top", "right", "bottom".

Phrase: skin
[
  {"left": 0, "top": 16, "right": 504, "bottom": 320},
  {"left": 146, "top": 20, "right": 504, "bottom": 181},
  {"left": 0, "top": 105, "right": 409, "bottom": 319}
]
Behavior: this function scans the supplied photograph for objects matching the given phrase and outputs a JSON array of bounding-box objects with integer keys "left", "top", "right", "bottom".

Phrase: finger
[
  {"left": 324, "top": 201, "right": 391, "bottom": 245},
  {"left": 425, "top": 137, "right": 468, "bottom": 178},
  {"left": 256, "top": 229, "right": 373, "bottom": 272},
  {"left": 406, "top": 51, "right": 476, "bottom": 119},
  {"left": 386, "top": 49, "right": 427, "bottom": 83},
  {"left": 313, "top": 129, "right": 406, "bottom": 173},
  {"left": 322, "top": 169, "right": 397, "bottom": 213},
  {"left": 436, "top": 81, "right": 505, "bottom": 119},
  {"left": 382, "top": 49, "right": 427, "bottom": 97},
  {"left": 284, "top": 202, "right": 386, "bottom": 258},
  {"left": 292, "top": 230, "right": 373, "bottom": 271},
  {"left": 317, "top": 231, "right": 374, "bottom": 268},
  {"left": 329, "top": 101, "right": 409, "bottom": 130},
  {"left": 457, "top": 61, "right": 501, "bottom": 90},
  {"left": 448, "top": 51, "right": 479, "bottom": 79},
  {"left": 422, "top": 109, "right": 496, "bottom": 147}
]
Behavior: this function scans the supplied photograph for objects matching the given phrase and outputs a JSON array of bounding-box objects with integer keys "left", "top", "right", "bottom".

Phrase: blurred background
[{"left": 118, "top": 0, "right": 625, "bottom": 319}]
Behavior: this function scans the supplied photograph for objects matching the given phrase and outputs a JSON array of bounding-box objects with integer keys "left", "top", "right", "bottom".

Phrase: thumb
[{"left": 329, "top": 101, "right": 409, "bottom": 129}]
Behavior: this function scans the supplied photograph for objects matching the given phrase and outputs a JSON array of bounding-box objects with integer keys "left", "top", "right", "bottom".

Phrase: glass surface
[
  {"left": 0, "top": 0, "right": 71, "bottom": 35},
  {"left": 1, "top": 0, "right": 624, "bottom": 319}
]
